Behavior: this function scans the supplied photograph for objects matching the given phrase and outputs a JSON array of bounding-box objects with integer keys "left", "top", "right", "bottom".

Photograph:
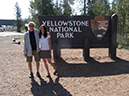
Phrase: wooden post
[
  {"left": 109, "top": 14, "right": 117, "bottom": 60},
  {"left": 83, "top": 38, "right": 90, "bottom": 61},
  {"left": 53, "top": 42, "right": 61, "bottom": 61}
]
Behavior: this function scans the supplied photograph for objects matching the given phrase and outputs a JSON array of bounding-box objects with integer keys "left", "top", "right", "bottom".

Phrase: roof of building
[{"left": 0, "top": 19, "right": 15, "bottom": 26}]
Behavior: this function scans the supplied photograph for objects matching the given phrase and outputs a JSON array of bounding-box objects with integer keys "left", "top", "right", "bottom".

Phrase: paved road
[{"left": 0, "top": 32, "right": 25, "bottom": 36}]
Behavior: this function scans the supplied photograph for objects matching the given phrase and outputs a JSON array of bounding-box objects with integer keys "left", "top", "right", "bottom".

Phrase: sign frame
[{"left": 38, "top": 14, "right": 117, "bottom": 61}]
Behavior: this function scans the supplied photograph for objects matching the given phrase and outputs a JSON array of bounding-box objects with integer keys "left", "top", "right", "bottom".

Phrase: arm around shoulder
[{"left": 47, "top": 32, "right": 50, "bottom": 35}]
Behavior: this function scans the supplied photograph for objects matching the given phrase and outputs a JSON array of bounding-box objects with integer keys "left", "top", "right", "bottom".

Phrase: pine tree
[
  {"left": 87, "top": 0, "right": 110, "bottom": 16},
  {"left": 54, "top": 0, "right": 63, "bottom": 15},
  {"left": 124, "top": 0, "right": 129, "bottom": 37},
  {"left": 111, "top": 0, "right": 129, "bottom": 46},
  {"left": 112, "top": 0, "right": 127, "bottom": 36},
  {"left": 14, "top": 2, "right": 22, "bottom": 32},
  {"left": 29, "top": 0, "right": 55, "bottom": 28},
  {"left": 93, "top": 20, "right": 98, "bottom": 31},
  {"left": 63, "top": 0, "right": 74, "bottom": 15}
]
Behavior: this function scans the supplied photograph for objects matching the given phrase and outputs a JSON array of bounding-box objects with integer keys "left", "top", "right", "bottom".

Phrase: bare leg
[
  {"left": 36, "top": 61, "right": 40, "bottom": 72},
  {"left": 47, "top": 58, "right": 57, "bottom": 70},
  {"left": 47, "top": 58, "right": 57, "bottom": 75},
  {"left": 43, "top": 59, "right": 50, "bottom": 75},
  {"left": 36, "top": 61, "right": 41, "bottom": 77},
  {"left": 28, "top": 62, "right": 32, "bottom": 72}
]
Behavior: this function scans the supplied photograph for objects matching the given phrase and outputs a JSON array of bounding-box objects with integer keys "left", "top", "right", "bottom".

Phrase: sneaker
[
  {"left": 46, "top": 74, "right": 50, "bottom": 78},
  {"left": 36, "top": 72, "right": 41, "bottom": 78},
  {"left": 29, "top": 72, "right": 34, "bottom": 78},
  {"left": 53, "top": 70, "right": 58, "bottom": 75}
]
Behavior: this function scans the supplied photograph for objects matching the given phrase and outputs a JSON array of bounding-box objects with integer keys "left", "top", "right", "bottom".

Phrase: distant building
[
  {"left": 0, "top": 19, "right": 15, "bottom": 26},
  {"left": 0, "top": 19, "right": 17, "bottom": 31}
]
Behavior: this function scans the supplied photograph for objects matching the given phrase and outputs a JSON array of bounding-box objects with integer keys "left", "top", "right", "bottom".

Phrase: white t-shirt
[{"left": 39, "top": 35, "right": 50, "bottom": 50}]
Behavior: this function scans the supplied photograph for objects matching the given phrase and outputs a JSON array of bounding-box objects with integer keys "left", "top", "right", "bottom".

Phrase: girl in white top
[{"left": 39, "top": 24, "right": 57, "bottom": 77}]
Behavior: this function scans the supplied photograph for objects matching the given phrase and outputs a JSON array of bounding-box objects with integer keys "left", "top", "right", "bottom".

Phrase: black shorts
[{"left": 40, "top": 50, "right": 51, "bottom": 58}]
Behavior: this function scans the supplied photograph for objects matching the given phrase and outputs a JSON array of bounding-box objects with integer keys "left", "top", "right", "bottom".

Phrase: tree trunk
[{"left": 84, "top": 0, "right": 86, "bottom": 15}]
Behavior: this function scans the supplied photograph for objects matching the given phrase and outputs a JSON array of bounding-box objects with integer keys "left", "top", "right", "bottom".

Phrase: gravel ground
[{"left": 0, "top": 36, "right": 129, "bottom": 96}]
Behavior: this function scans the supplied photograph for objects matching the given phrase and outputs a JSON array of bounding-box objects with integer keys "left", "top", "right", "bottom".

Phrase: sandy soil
[{"left": 0, "top": 36, "right": 129, "bottom": 96}]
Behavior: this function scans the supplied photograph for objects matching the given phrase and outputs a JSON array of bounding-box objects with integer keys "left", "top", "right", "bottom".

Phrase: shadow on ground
[
  {"left": 54, "top": 57, "right": 129, "bottom": 77},
  {"left": 31, "top": 76, "right": 72, "bottom": 96},
  {"left": 30, "top": 57, "right": 129, "bottom": 96}
]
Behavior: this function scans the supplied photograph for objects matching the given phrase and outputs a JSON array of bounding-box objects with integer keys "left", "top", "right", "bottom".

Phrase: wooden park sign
[{"left": 38, "top": 14, "right": 117, "bottom": 61}]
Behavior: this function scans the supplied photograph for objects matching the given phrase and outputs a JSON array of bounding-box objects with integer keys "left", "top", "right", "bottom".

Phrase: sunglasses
[
  {"left": 29, "top": 25, "right": 34, "bottom": 27},
  {"left": 41, "top": 27, "right": 44, "bottom": 29}
]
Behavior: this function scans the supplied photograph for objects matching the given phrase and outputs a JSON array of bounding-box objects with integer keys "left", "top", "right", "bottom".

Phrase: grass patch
[
  {"left": 14, "top": 36, "right": 24, "bottom": 39},
  {"left": 5, "top": 30, "right": 17, "bottom": 32},
  {"left": 5, "top": 30, "right": 12, "bottom": 32},
  {"left": 117, "top": 34, "right": 129, "bottom": 50}
]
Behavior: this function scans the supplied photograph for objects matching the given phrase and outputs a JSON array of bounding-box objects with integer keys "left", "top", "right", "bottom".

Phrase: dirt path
[
  {"left": 0, "top": 32, "right": 25, "bottom": 37},
  {"left": 0, "top": 36, "right": 129, "bottom": 96}
]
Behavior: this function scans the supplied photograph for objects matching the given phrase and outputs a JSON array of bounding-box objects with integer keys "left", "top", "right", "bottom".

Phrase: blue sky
[{"left": 0, "top": 0, "right": 113, "bottom": 20}]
